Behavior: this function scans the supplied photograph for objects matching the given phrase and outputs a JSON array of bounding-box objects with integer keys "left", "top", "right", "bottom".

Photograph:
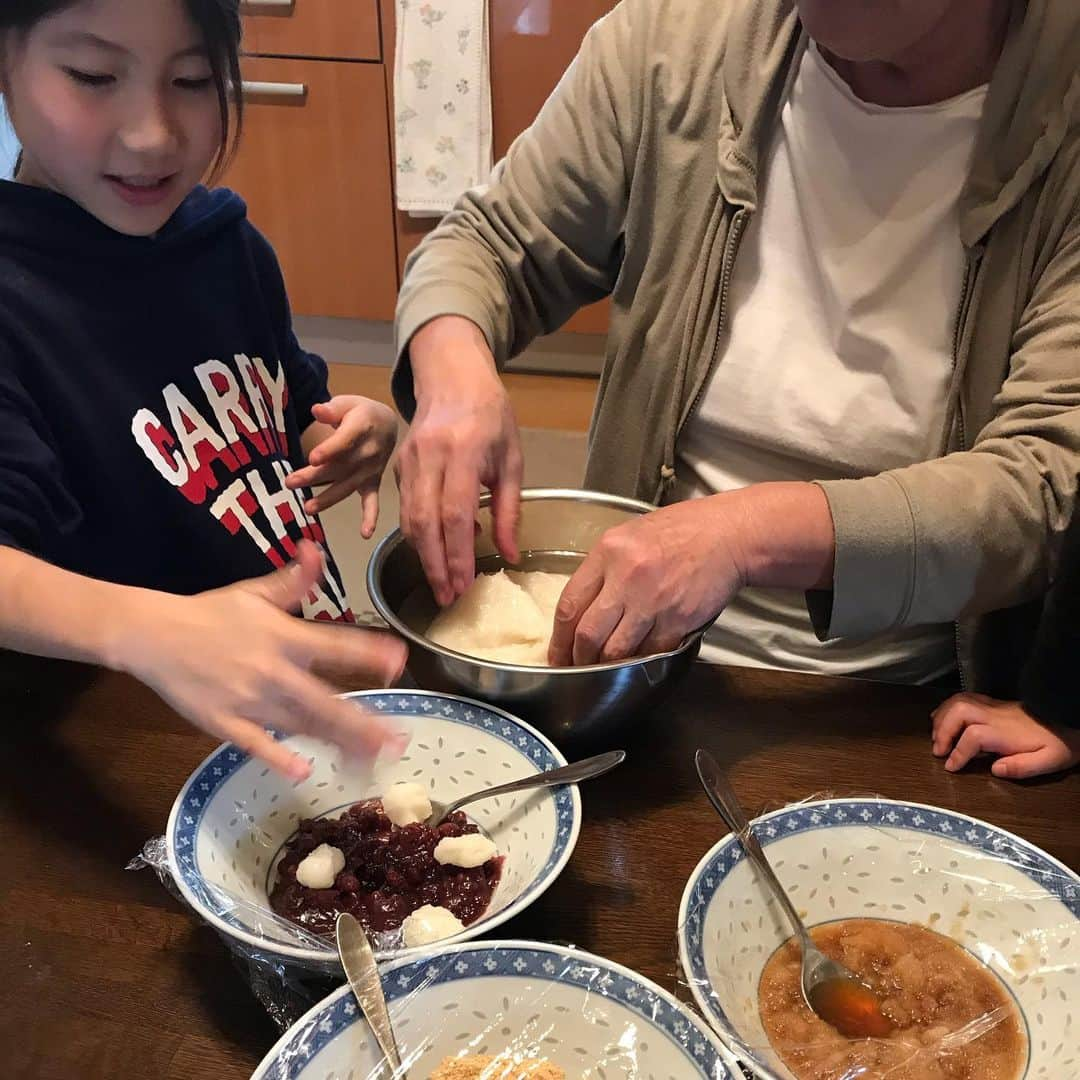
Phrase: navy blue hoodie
[{"left": 0, "top": 181, "right": 354, "bottom": 621}]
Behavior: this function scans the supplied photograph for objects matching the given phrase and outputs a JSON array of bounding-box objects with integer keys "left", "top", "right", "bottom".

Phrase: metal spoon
[
  {"left": 336, "top": 912, "right": 408, "bottom": 1078},
  {"left": 694, "top": 750, "right": 893, "bottom": 1039},
  {"left": 422, "top": 749, "right": 626, "bottom": 828}
]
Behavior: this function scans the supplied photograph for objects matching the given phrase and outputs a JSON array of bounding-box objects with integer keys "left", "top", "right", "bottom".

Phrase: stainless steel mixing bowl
[{"left": 366, "top": 489, "right": 703, "bottom": 744}]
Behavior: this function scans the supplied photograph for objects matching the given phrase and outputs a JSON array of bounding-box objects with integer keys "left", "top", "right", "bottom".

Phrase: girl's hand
[
  {"left": 116, "top": 542, "right": 408, "bottom": 780},
  {"left": 931, "top": 693, "right": 1080, "bottom": 780},
  {"left": 288, "top": 397, "right": 398, "bottom": 537}
]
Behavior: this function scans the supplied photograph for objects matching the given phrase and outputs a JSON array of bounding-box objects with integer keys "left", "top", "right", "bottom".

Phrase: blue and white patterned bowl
[
  {"left": 166, "top": 690, "right": 581, "bottom": 972},
  {"left": 678, "top": 798, "right": 1080, "bottom": 1080},
  {"left": 253, "top": 940, "right": 735, "bottom": 1079}
]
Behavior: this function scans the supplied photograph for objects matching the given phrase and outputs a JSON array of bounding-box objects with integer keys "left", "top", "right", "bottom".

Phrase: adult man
[{"left": 392, "top": 0, "right": 1080, "bottom": 689}]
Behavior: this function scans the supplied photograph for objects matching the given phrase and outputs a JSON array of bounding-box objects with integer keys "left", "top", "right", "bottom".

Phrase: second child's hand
[{"left": 932, "top": 693, "right": 1080, "bottom": 779}]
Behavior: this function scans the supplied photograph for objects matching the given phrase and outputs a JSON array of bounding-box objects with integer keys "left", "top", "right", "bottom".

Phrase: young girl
[{"left": 0, "top": 0, "right": 407, "bottom": 779}]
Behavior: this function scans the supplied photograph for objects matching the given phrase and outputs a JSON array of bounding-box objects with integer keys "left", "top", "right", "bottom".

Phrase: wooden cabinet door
[
  {"left": 386, "top": 0, "right": 617, "bottom": 335},
  {"left": 222, "top": 57, "right": 399, "bottom": 321},
  {"left": 241, "top": 0, "right": 381, "bottom": 62}
]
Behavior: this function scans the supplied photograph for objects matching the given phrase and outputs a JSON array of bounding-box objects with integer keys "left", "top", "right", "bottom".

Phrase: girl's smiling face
[{"left": 2, "top": 0, "right": 225, "bottom": 235}]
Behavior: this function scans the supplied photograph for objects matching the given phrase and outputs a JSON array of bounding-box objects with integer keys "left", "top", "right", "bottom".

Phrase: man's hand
[
  {"left": 548, "top": 499, "right": 749, "bottom": 665},
  {"left": 548, "top": 483, "right": 835, "bottom": 665},
  {"left": 395, "top": 316, "right": 523, "bottom": 605}
]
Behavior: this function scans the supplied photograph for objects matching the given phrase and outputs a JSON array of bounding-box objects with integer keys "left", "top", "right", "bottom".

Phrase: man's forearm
[
  {"left": 409, "top": 316, "right": 501, "bottom": 403},
  {"left": 723, "top": 482, "right": 836, "bottom": 592}
]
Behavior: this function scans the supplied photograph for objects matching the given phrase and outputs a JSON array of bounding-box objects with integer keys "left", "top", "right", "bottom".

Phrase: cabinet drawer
[
  {"left": 241, "top": 0, "right": 380, "bottom": 62},
  {"left": 223, "top": 57, "right": 398, "bottom": 320}
]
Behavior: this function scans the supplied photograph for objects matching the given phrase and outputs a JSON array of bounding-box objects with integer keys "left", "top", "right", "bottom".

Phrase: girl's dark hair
[{"left": 2, "top": 0, "right": 244, "bottom": 179}]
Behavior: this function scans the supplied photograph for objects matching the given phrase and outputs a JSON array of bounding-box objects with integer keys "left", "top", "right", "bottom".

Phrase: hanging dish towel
[{"left": 394, "top": 0, "right": 493, "bottom": 217}]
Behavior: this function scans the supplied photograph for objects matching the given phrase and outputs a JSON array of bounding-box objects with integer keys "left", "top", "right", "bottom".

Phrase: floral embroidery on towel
[
  {"left": 407, "top": 58, "right": 432, "bottom": 89},
  {"left": 396, "top": 106, "right": 419, "bottom": 137},
  {"left": 419, "top": 4, "right": 446, "bottom": 26}
]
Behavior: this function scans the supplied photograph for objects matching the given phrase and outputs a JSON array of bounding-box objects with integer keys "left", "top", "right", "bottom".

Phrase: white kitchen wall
[{"left": 0, "top": 100, "right": 18, "bottom": 178}]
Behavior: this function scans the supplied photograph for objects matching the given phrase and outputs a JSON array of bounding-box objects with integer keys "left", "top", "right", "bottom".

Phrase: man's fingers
[
  {"left": 549, "top": 560, "right": 605, "bottom": 665},
  {"left": 216, "top": 715, "right": 311, "bottom": 780},
  {"left": 573, "top": 605, "right": 624, "bottom": 665},
  {"left": 417, "top": 516, "right": 453, "bottom": 606},
  {"left": 638, "top": 623, "right": 687, "bottom": 657},
  {"left": 400, "top": 454, "right": 453, "bottom": 606},
  {"left": 600, "top": 610, "right": 654, "bottom": 663},
  {"left": 490, "top": 447, "right": 523, "bottom": 565},
  {"left": 569, "top": 582, "right": 624, "bottom": 666},
  {"left": 643, "top": 609, "right": 696, "bottom": 656},
  {"left": 440, "top": 461, "right": 482, "bottom": 597}
]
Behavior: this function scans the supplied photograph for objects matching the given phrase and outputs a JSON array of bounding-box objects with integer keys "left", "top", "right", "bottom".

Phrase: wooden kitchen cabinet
[
  {"left": 385, "top": 0, "right": 617, "bottom": 335},
  {"left": 222, "top": 56, "right": 399, "bottom": 320},
  {"left": 240, "top": 0, "right": 381, "bottom": 62},
  {"left": 228, "top": 1, "right": 614, "bottom": 331}
]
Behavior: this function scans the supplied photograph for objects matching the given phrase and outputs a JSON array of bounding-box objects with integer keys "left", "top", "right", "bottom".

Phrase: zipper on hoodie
[
  {"left": 950, "top": 252, "right": 981, "bottom": 454},
  {"left": 949, "top": 249, "right": 982, "bottom": 690},
  {"left": 677, "top": 207, "right": 751, "bottom": 444}
]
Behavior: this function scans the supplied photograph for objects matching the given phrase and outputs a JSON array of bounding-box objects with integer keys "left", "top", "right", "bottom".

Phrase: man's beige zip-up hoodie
[{"left": 394, "top": 0, "right": 1080, "bottom": 692}]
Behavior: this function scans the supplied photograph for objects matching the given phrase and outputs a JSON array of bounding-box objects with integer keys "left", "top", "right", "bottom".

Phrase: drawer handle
[
  {"left": 241, "top": 0, "right": 296, "bottom": 11},
  {"left": 241, "top": 80, "right": 308, "bottom": 101}
]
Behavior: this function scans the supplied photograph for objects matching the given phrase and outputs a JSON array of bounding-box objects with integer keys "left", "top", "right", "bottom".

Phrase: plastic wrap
[
  {"left": 676, "top": 793, "right": 1080, "bottom": 1080},
  {"left": 152, "top": 687, "right": 589, "bottom": 1028},
  {"left": 131, "top": 840, "right": 744, "bottom": 1076},
  {"left": 252, "top": 940, "right": 740, "bottom": 1079},
  {"left": 129, "top": 836, "right": 341, "bottom": 1030}
]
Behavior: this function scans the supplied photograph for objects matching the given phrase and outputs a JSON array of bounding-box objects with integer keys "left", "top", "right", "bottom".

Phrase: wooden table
[{"left": 1, "top": 656, "right": 1076, "bottom": 1079}]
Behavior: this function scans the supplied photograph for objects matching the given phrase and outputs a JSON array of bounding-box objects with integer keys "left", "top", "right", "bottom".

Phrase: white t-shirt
[{"left": 674, "top": 44, "right": 987, "bottom": 684}]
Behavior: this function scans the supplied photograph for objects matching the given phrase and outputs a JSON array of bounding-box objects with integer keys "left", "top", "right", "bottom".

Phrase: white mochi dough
[{"left": 426, "top": 569, "right": 572, "bottom": 666}]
